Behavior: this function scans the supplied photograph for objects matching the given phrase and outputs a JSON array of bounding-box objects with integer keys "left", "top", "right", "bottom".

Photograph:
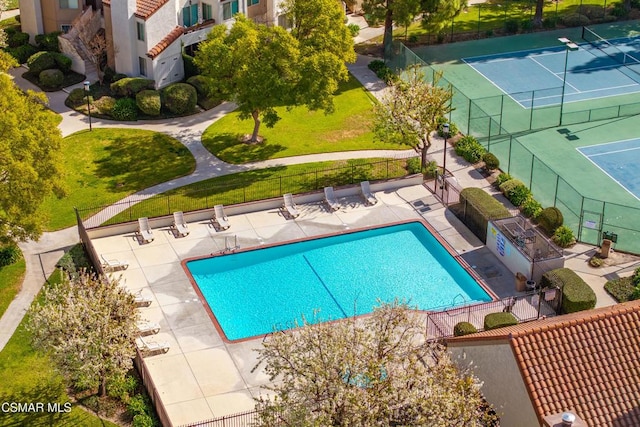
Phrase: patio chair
[
  {"left": 171, "top": 211, "right": 190, "bottom": 237},
  {"left": 360, "top": 181, "right": 378, "bottom": 205},
  {"left": 323, "top": 187, "right": 340, "bottom": 212},
  {"left": 213, "top": 204, "right": 231, "bottom": 230},
  {"left": 100, "top": 254, "right": 129, "bottom": 271},
  {"left": 137, "top": 337, "right": 170, "bottom": 356},
  {"left": 282, "top": 193, "right": 300, "bottom": 218},
  {"left": 133, "top": 290, "right": 152, "bottom": 308},
  {"left": 137, "top": 217, "right": 154, "bottom": 243},
  {"left": 137, "top": 320, "right": 161, "bottom": 336}
]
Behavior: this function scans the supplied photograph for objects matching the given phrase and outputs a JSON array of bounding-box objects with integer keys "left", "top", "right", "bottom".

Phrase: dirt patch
[
  {"left": 593, "top": 250, "right": 640, "bottom": 268},
  {"left": 240, "top": 134, "right": 264, "bottom": 144}
]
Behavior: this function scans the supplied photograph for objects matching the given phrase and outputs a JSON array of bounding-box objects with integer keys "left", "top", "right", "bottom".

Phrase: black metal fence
[{"left": 179, "top": 410, "right": 260, "bottom": 427}]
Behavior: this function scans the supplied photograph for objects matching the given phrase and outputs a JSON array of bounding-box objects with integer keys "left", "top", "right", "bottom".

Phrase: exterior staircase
[{"left": 59, "top": 6, "right": 103, "bottom": 83}]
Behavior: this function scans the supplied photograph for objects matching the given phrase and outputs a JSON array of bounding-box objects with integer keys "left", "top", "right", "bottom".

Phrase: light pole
[
  {"left": 441, "top": 123, "right": 450, "bottom": 197},
  {"left": 557, "top": 38, "right": 579, "bottom": 126},
  {"left": 83, "top": 80, "right": 92, "bottom": 131}
]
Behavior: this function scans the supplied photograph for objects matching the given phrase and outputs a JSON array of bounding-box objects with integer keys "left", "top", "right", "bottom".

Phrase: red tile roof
[
  {"left": 449, "top": 300, "right": 640, "bottom": 426},
  {"left": 147, "top": 26, "right": 184, "bottom": 59},
  {"left": 135, "top": 0, "right": 169, "bottom": 19}
]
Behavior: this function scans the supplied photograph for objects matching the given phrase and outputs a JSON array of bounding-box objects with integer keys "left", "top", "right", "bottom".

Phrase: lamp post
[
  {"left": 83, "top": 80, "right": 92, "bottom": 131},
  {"left": 441, "top": 123, "right": 450, "bottom": 198},
  {"left": 557, "top": 38, "right": 579, "bottom": 126}
]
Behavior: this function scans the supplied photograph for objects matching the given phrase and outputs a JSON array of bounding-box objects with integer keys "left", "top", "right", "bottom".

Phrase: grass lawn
[
  {"left": 0, "top": 257, "right": 25, "bottom": 319},
  {"left": 201, "top": 74, "right": 407, "bottom": 164},
  {"left": 0, "top": 269, "right": 120, "bottom": 427},
  {"left": 40, "top": 128, "right": 195, "bottom": 231}
]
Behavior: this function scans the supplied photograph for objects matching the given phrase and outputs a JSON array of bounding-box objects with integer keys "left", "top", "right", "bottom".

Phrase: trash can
[
  {"left": 515, "top": 272, "right": 527, "bottom": 292},
  {"left": 526, "top": 280, "right": 537, "bottom": 291},
  {"left": 601, "top": 238, "right": 612, "bottom": 258}
]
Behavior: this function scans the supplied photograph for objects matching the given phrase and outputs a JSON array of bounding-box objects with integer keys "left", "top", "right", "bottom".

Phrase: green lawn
[
  {"left": 0, "top": 269, "right": 120, "bottom": 427},
  {"left": 40, "top": 128, "right": 195, "bottom": 231},
  {"left": 0, "top": 257, "right": 25, "bottom": 319},
  {"left": 201, "top": 74, "right": 406, "bottom": 164}
]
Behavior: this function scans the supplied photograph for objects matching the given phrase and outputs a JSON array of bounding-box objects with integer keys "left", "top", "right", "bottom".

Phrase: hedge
[
  {"left": 162, "top": 83, "right": 197, "bottom": 115},
  {"left": 457, "top": 187, "right": 512, "bottom": 243},
  {"left": 27, "top": 51, "right": 56, "bottom": 74},
  {"left": 484, "top": 312, "right": 518, "bottom": 330},
  {"left": 541, "top": 268, "right": 596, "bottom": 313},
  {"left": 53, "top": 53, "right": 72, "bottom": 73},
  {"left": 453, "top": 321, "right": 478, "bottom": 336},
  {"left": 110, "top": 77, "right": 155, "bottom": 97},
  {"left": 454, "top": 135, "right": 486, "bottom": 163},
  {"left": 39, "top": 69, "right": 64, "bottom": 88},
  {"left": 136, "top": 90, "right": 161, "bottom": 116},
  {"left": 538, "top": 206, "right": 563, "bottom": 235}
]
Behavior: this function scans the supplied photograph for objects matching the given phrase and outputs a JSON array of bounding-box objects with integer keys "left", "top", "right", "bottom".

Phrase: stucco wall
[
  {"left": 486, "top": 222, "right": 533, "bottom": 282},
  {"left": 110, "top": 0, "right": 136, "bottom": 75},
  {"left": 18, "top": 0, "right": 44, "bottom": 43},
  {"left": 449, "top": 342, "right": 540, "bottom": 427}
]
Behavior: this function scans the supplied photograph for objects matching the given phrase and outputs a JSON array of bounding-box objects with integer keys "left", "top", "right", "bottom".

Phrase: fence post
[
  {"left": 467, "top": 98, "right": 472, "bottom": 135},
  {"left": 529, "top": 156, "right": 535, "bottom": 189},
  {"left": 167, "top": 195, "right": 170, "bottom": 216},
  {"left": 554, "top": 174, "right": 560, "bottom": 207},
  {"left": 529, "top": 90, "right": 535, "bottom": 130},
  {"left": 386, "top": 159, "right": 389, "bottom": 178},
  {"left": 279, "top": 176, "right": 282, "bottom": 196},
  {"left": 315, "top": 170, "right": 318, "bottom": 190},
  {"left": 507, "top": 136, "right": 513, "bottom": 174}
]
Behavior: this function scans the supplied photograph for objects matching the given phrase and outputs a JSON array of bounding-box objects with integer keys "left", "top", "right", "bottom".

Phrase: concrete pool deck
[{"left": 91, "top": 183, "right": 522, "bottom": 426}]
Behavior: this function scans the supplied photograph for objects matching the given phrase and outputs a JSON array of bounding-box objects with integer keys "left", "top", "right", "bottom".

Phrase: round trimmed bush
[
  {"left": 484, "top": 312, "right": 518, "bottom": 330},
  {"left": 27, "top": 51, "right": 56, "bottom": 74},
  {"left": 538, "top": 206, "right": 564, "bottom": 234},
  {"left": 35, "top": 31, "right": 62, "bottom": 52},
  {"left": 8, "top": 31, "right": 29, "bottom": 48},
  {"left": 186, "top": 75, "right": 211, "bottom": 96},
  {"left": 136, "top": 90, "right": 161, "bottom": 116},
  {"left": 0, "top": 244, "right": 22, "bottom": 267},
  {"left": 95, "top": 96, "right": 117, "bottom": 115},
  {"left": 112, "top": 73, "right": 127, "bottom": 82},
  {"left": 53, "top": 53, "right": 72, "bottom": 73},
  {"left": 482, "top": 152, "right": 500, "bottom": 171},
  {"left": 561, "top": 13, "right": 590, "bottom": 27},
  {"left": 39, "top": 69, "right": 64, "bottom": 88},
  {"left": 67, "top": 88, "right": 87, "bottom": 106},
  {"left": 7, "top": 44, "right": 38, "bottom": 65},
  {"left": 111, "top": 97, "right": 139, "bottom": 121},
  {"left": 541, "top": 268, "right": 596, "bottom": 313},
  {"left": 162, "top": 83, "right": 197, "bottom": 115},
  {"left": 495, "top": 172, "right": 512, "bottom": 187},
  {"left": 454, "top": 321, "right": 478, "bottom": 337},
  {"left": 110, "top": 77, "right": 155, "bottom": 97}
]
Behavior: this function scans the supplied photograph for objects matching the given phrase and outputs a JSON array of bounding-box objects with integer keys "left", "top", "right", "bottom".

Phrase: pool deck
[{"left": 91, "top": 183, "right": 523, "bottom": 426}]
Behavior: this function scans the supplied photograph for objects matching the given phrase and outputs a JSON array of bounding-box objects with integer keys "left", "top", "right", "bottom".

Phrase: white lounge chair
[
  {"left": 324, "top": 187, "right": 340, "bottom": 212},
  {"left": 360, "top": 181, "right": 378, "bottom": 205},
  {"left": 133, "top": 290, "right": 152, "bottom": 308},
  {"left": 137, "top": 337, "right": 170, "bottom": 355},
  {"left": 137, "top": 320, "right": 160, "bottom": 336},
  {"left": 283, "top": 193, "right": 300, "bottom": 218},
  {"left": 137, "top": 217, "right": 154, "bottom": 243},
  {"left": 213, "top": 204, "right": 230, "bottom": 230},
  {"left": 101, "top": 254, "right": 129, "bottom": 271},
  {"left": 172, "top": 211, "right": 190, "bottom": 237}
]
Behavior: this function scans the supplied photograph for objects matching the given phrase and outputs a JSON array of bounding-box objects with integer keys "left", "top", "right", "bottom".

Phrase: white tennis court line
[
  {"left": 585, "top": 146, "right": 640, "bottom": 157},
  {"left": 529, "top": 55, "right": 581, "bottom": 92},
  {"left": 462, "top": 57, "right": 525, "bottom": 108}
]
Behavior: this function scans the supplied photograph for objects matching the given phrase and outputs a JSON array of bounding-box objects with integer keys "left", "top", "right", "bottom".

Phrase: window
[
  {"left": 222, "top": 0, "right": 238, "bottom": 20},
  {"left": 61, "top": 24, "right": 72, "bottom": 34},
  {"left": 182, "top": 4, "right": 199, "bottom": 27},
  {"left": 139, "top": 57, "right": 147, "bottom": 76},
  {"left": 136, "top": 22, "right": 145, "bottom": 41},
  {"left": 59, "top": 0, "right": 79, "bottom": 8},
  {"left": 247, "top": 0, "right": 259, "bottom": 6},
  {"left": 202, "top": 3, "right": 213, "bottom": 21}
]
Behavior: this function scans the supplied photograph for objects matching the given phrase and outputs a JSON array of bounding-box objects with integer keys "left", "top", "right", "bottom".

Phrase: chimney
[{"left": 542, "top": 411, "right": 588, "bottom": 427}]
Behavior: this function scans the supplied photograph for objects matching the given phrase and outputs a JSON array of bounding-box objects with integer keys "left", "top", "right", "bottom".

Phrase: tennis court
[
  {"left": 463, "top": 32, "right": 640, "bottom": 108},
  {"left": 578, "top": 138, "right": 640, "bottom": 201}
]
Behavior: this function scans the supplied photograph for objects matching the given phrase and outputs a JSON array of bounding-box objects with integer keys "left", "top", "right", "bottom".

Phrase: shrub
[
  {"left": 499, "top": 179, "right": 530, "bottom": 206},
  {"left": 132, "top": 414, "right": 154, "bottom": 427},
  {"left": 113, "top": 73, "right": 128, "bottom": 82},
  {"left": 495, "top": 173, "right": 512, "bottom": 187},
  {"left": 561, "top": 13, "right": 590, "bottom": 27},
  {"left": 39, "top": 69, "right": 64, "bottom": 88},
  {"left": 455, "top": 135, "right": 486, "bottom": 163},
  {"left": 376, "top": 66, "right": 398, "bottom": 84},
  {"left": 504, "top": 19, "right": 519, "bottom": 34},
  {"left": 520, "top": 196, "right": 543, "bottom": 219},
  {"left": 182, "top": 53, "right": 199, "bottom": 79},
  {"left": 553, "top": 225, "right": 576, "bottom": 248},
  {"left": 103, "top": 67, "right": 116, "bottom": 84},
  {"left": 520, "top": 19, "right": 533, "bottom": 31},
  {"left": 632, "top": 266, "right": 640, "bottom": 286},
  {"left": 424, "top": 160, "right": 439, "bottom": 178},
  {"left": 67, "top": 88, "right": 88, "bottom": 106},
  {"left": 588, "top": 255, "right": 604, "bottom": 268},
  {"left": 607, "top": 276, "right": 639, "bottom": 302},
  {"left": 53, "top": 53, "right": 72, "bottom": 73},
  {"left": 542, "top": 17, "right": 558, "bottom": 29},
  {"left": 127, "top": 394, "right": 147, "bottom": 417},
  {"left": 7, "top": 44, "right": 39, "bottom": 64},
  {"left": 484, "top": 312, "right": 518, "bottom": 330},
  {"left": 541, "top": 268, "right": 596, "bottom": 313},
  {"left": 437, "top": 117, "right": 459, "bottom": 137},
  {"left": 347, "top": 23, "right": 360, "bottom": 37},
  {"left": 482, "top": 152, "right": 499, "bottom": 171},
  {"left": 368, "top": 59, "right": 386, "bottom": 73},
  {"left": 0, "top": 244, "right": 21, "bottom": 267},
  {"left": 187, "top": 75, "right": 222, "bottom": 109},
  {"left": 538, "top": 206, "right": 564, "bottom": 234},
  {"left": 162, "top": 83, "right": 197, "bottom": 115},
  {"left": 454, "top": 321, "right": 478, "bottom": 336},
  {"left": 186, "top": 75, "right": 211, "bottom": 96},
  {"left": 408, "top": 34, "right": 419, "bottom": 43},
  {"left": 27, "top": 51, "right": 56, "bottom": 74},
  {"left": 111, "top": 97, "right": 139, "bottom": 121},
  {"left": 8, "top": 31, "right": 29, "bottom": 48},
  {"left": 95, "top": 96, "right": 117, "bottom": 115},
  {"left": 110, "top": 77, "right": 155, "bottom": 97},
  {"left": 136, "top": 90, "right": 161, "bottom": 116},
  {"left": 610, "top": 3, "right": 628, "bottom": 17},
  {"left": 406, "top": 157, "right": 422, "bottom": 174},
  {"left": 35, "top": 31, "right": 62, "bottom": 52},
  {"left": 581, "top": 5, "right": 605, "bottom": 19}
]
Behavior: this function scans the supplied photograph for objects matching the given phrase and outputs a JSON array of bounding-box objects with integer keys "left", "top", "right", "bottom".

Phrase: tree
[
  {"left": 0, "top": 53, "right": 64, "bottom": 244},
  {"left": 421, "top": 0, "right": 466, "bottom": 36},
  {"left": 281, "top": 0, "right": 356, "bottom": 113},
  {"left": 254, "top": 302, "right": 497, "bottom": 426},
  {"left": 533, "top": 0, "right": 544, "bottom": 28},
  {"left": 194, "top": 15, "right": 300, "bottom": 142},
  {"left": 362, "top": 0, "right": 421, "bottom": 59},
  {"left": 372, "top": 67, "right": 452, "bottom": 170},
  {"left": 28, "top": 272, "right": 140, "bottom": 397},
  {"left": 79, "top": 28, "right": 109, "bottom": 85}
]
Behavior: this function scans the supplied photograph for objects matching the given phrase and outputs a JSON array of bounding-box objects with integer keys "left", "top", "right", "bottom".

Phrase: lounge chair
[
  {"left": 171, "top": 211, "right": 190, "bottom": 237},
  {"left": 137, "top": 337, "right": 170, "bottom": 355},
  {"left": 137, "top": 320, "right": 160, "bottom": 336},
  {"left": 101, "top": 254, "right": 129, "bottom": 271},
  {"left": 213, "top": 204, "right": 230, "bottom": 230},
  {"left": 360, "top": 181, "right": 378, "bottom": 205},
  {"left": 133, "top": 290, "right": 152, "bottom": 308},
  {"left": 282, "top": 193, "right": 300, "bottom": 218},
  {"left": 137, "top": 217, "right": 154, "bottom": 243},
  {"left": 324, "top": 187, "right": 340, "bottom": 212}
]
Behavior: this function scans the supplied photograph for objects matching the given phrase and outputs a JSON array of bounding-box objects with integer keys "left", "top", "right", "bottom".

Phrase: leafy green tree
[
  {"left": 362, "top": 0, "right": 421, "bottom": 58},
  {"left": 0, "top": 52, "right": 64, "bottom": 244},
  {"left": 421, "top": 0, "right": 466, "bottom": 35},
  {"left": 254, "top": 301, "right": 497, "bottom": 426},
  {"left": 372, "top": 67, "right": 452, "bottom": 170},
  {"left": 282, "top": 0, "right": 356, "bottom": 113},
  {"left": 194, "top": 15, "right": 300, "bottom": 142},
  {"left": 28, "top": 272, "right": 140, "bottom": 397}
]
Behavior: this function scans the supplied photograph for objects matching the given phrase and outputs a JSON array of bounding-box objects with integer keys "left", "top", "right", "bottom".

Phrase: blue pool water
[{"left": 186, "top": 222, "right": 492, "bottom": 341}]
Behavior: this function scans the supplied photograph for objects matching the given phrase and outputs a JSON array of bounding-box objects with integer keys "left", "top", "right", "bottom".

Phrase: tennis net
[{"left": 581, "top": 26, "right": 640, "bottom": 83}]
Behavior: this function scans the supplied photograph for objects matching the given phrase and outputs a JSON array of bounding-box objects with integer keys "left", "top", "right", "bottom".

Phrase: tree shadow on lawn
[
  {"left": 203, "top": 133, "right": 286, "bottom": 164},
  {"left": 0, "top": 379, "right": 71, "bottom": 426},
  {"left": 93, "top": 134, "right": 193, "bottom": 193}
]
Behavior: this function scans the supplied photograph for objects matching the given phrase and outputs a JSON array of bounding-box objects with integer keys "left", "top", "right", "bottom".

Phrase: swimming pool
[{"left": 185, "top": 221, "right": 493, "bottom": 341}]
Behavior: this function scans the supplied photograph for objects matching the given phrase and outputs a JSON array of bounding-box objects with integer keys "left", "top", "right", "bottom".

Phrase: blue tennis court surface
[
  {"left": 464, "top": 36, "right": 640, "bottom": 108},
  {"left": 578, "top": 138, "right": 640, "bottom": 200}
]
